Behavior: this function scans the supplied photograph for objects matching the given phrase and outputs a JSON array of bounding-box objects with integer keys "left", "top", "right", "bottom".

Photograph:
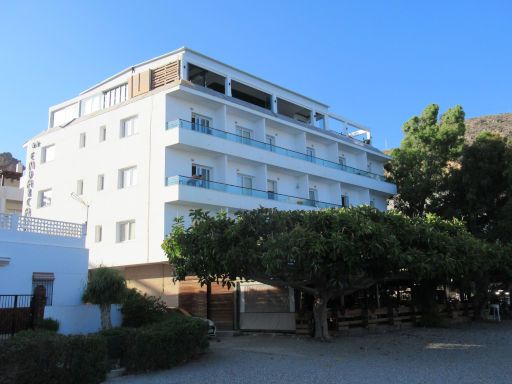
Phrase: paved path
[{"left": 107, "top": 321, "right": 512, "bottom": 384}]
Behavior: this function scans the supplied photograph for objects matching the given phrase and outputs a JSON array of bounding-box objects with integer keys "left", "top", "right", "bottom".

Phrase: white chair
[{"left": 488, "top": 304, "right": 501, "bottom": 321}]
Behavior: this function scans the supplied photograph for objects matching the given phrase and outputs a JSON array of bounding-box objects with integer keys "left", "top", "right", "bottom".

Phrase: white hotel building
[{"left": 23, "top": 47, "right": 396, "bottom": 308}]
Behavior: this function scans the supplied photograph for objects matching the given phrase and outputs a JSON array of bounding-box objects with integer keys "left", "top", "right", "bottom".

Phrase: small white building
[
  {"left": 0, "top": 213, "right": 87, "bottom": 305},
  {"left": 0, "top": 169, "right": 23, "bottom": 215},
  {"left": 0, "top": 213, "right": 121, "bottom": 334}
]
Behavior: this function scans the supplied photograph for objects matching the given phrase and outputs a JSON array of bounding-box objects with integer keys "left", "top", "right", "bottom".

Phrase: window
[
  {"left": 97, "top": 174, "right": 105, "bottom": 191},
  {"left": 39, "top": 189, "right": 52, "bottom": 208},
  {"left": 76, "top": 180, "right": 84, "bottom": 195},
  {"left": 41, "top": 145, "right": 55, "bottom": 163},
  {"left": 95, "top": 225, "right": 103, "bottom": 242},
  {"left": 238, "top": 174, "right": 253, "bottom": 195},
  {"left": 191, "top": 113, "right": 212, "bottom": 133},
  {"left": 341, "top": 194, "right": 350, "bottom": 208},
  {"left": 80, "top": 94, "right": 101, "bottom": 116},
  {"left": 99, "top": 126, "right": 107, "bottom": 142},
  {"left": 103, "top": 83, "right": 127, "bottom": 109},
  {"left": 32, "top": 272, "right": 54, "bottom": 306},
  {"left": 236, "top": 126, "right": 252, "bottom": 144},
  {"left": 267, "top": 179, "right": 277, "bottom": 200},
  {"left": 266, "top": 134, "right": 276, "bottom": 148},
  {"left": 118, "top": 220, "right": 135, "bottom": 242},
  {"left": 121, "top": 117, "right": 137, "bottom": 138},
  {"left": 79, "top": 133, "right": 86, "bottom": 148},
  {"left": 338, "top": 155, "right": 346, "bottom": 166},
  {"left": 119, "top": 167, "right": 137, "bottom": 188},
  {"left": 306, "top": 147, "right": 315, "bottom": 161}
]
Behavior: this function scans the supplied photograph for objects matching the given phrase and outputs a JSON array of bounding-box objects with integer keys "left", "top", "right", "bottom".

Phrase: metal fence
[{"left": 0, "top": 295, "right": 34, "bottom": 339}]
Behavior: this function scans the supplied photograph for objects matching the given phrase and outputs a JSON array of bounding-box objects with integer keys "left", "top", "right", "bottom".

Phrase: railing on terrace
[
  {"left": 166, "top": 175, "right": 341, "bottom": 209},
  {"left": 166, "top": 119, "right": 387, "bottom": 182},
  {"left": 0, "top": 213, "right": 85, "bottom": 239}
]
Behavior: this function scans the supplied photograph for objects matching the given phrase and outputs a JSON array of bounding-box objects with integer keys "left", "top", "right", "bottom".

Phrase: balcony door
[
  {"left": 238, "top": 174, "right": 253, "bottom": 195},
  {"left": 267, "top": 179, "right": 277, "bottom": 200},
  {"left": 236, "top": 126, "right": 252, "bottom": 145},
  {"left": 191, "top": 164, "right": 211, "bottom": 188},
  {"left": 308, "top": 188, "right": 318, "bottom": 207},
  {"left": 191, "top": 113, "right": 212, "bottom": 133}
]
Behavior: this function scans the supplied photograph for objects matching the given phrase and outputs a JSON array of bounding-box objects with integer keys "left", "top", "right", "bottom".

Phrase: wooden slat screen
[
  {"left": 178, "top": 276, "right": 207, "bottom": 318},
  {"left": 209, "top": 283, "right": 234, "bottom": 330},
  {"left": 151, "top": 60, "right": 180, "bottom": 89}
]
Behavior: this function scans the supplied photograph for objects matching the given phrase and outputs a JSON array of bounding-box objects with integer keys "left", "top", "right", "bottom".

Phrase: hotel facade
[{"left": 23, "top": 48, "right": 396, "bottom": 319}]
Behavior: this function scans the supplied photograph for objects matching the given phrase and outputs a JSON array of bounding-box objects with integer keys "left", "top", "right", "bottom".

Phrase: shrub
[
  {"left": 34, "top": 317, "right": 60, "bottom": 332},
  {"left": 100, "top": 327, "right": 136, "bottom": 367},
  {"left": 0, "top": 330, "right": 107, "bottom": 384},
  {"left": 121, "top": 288, "right": 168, "bottom": 327},
  {"left": 124, "top": 315, "right": 209, "bottom": 372}
]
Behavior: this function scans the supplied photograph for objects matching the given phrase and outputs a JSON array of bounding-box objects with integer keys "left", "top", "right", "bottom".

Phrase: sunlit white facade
[{"left": 23, "top": 47, "right": 396, "bottom": 268}]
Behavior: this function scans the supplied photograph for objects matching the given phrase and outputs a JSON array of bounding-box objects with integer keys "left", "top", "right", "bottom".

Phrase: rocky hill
[
  {"left": 0, "top": 152, "right": 22, "bottom": 172},
  {"left": 465, "top": 113, "right": 512, "bottom": 142}
]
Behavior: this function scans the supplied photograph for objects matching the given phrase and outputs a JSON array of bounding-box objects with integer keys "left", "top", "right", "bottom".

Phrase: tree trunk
[
  {"left": 313, "top": 295, "right": 331, "bottom": 341},
  {"left": 473, "top": 277, "right": 489, "bottom": 320},
  {"left": 100, "top": 303, "right": 112, "bottom": 330}
]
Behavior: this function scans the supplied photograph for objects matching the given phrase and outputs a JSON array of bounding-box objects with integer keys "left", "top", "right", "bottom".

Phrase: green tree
[
  {"left": 163, "top": 207, "right": 509, "bottom": 335},
  {"left": 386, "top": 104, "right": 466, "bottom": 216},
  {"left": 446, "top": 132, "right": 512, "bottom": 241},
  {"left": 82, "top": 267, "right": 127, "bottom": 330}
]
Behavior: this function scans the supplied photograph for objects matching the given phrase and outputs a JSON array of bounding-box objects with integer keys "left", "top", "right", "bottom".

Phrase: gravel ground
[{"left": 107, "top": 321, "right": 512, "bottom": 384}]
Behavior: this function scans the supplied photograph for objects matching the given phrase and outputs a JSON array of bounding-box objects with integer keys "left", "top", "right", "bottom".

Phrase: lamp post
[{"left": 70, "top": 192, "right": 90, "bottom": 233}]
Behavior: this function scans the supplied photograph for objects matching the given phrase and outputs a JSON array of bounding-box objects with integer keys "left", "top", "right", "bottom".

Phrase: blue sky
[{"left": 1, "top": 0, "right": 511, "bottom": 161}]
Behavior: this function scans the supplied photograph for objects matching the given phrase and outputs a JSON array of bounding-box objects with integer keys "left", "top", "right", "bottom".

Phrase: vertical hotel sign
[{"left": 24, "top": 141, "right": 40, "bottom": 217}]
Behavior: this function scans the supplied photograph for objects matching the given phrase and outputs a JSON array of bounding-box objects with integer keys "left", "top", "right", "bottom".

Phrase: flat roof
[{"left": 80, "top": 47, "right": 329, "bottom": 108}]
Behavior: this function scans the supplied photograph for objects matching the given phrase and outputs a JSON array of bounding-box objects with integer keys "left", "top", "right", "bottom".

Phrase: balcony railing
[
  {"left": 0, "top": 213, "right": 85, "bottom": 239},
  {"left": 166, "top": 175, "right": 341, "bottom": 209},
  {"left": 166, "top": 119, "right": 387, "bottom": 182}
]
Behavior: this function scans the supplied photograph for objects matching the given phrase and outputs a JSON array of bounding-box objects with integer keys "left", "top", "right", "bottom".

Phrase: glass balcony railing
[
  {"left": 166, "top": 119, "right": 387, "bottom": 182},
  {"left": 166, "top": 175, "right": 341, "bottom": 209}
]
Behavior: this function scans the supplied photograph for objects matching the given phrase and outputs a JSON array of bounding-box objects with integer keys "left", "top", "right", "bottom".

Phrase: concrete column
[
  {"left": 310, "top": 110, "right": 316, "bottom": 126},
  {"left": 180, "top": 60, "right": 188, "bottom": 80},
  {"left": 0, "top": 198, "right": 5, "bottom": 213},
  {"left": 225, "top": 76, "right": 232, "bottom": 97},
  {"left": 324, "top": 115, "right": 330, "bottom": 130},
  {"left": 271, "top": 94, "right": 278, "bottom": 113}
]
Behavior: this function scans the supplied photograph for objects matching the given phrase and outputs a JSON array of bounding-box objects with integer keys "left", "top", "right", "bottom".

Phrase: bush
[
  {"left": 124, "top": 316, "right": 209, "bottom": 373},
  {"left": 0, "top": 330, "right": 107, "bottom": 384},
  {"left": 121, "top": 288, "right": 168, "bottom": 327},
  {"left": 100, "top": 327, "right": 136, "bottom": 367},
  {"left": 34, "top": 317, "right": 60, "bottom": 332}
]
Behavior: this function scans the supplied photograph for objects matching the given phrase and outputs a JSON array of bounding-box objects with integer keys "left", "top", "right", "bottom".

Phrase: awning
[{"left": 32, "top": 272, "right": 55, "bottom": 281}]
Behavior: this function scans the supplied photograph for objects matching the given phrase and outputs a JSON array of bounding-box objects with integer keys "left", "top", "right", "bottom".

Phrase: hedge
[
  {"left": 123, "top": 315, "right": 209, "bottom": 372},
  {"left": 121, "top": 288, "right": 168, "bottom": 327},
  {"left": 0, "top": 331, "right": 107, "bottom": 384},
  {"left": 0, "top": 315, "right": 209, "bottom": 382}
]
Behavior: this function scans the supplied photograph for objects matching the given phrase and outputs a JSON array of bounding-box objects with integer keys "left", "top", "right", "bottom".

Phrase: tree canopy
[
  {"left": 163, "top": 207, "right": 509, "bottom": 339},
  {"left": 386, "top": 104, "right": 466, "bottom": 216}
]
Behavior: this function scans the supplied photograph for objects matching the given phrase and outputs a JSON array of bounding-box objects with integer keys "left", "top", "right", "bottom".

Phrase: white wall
[
  {"left": 45, "top": 304, "right": 122, "bottom": 334},
  {"left": 0, "top": 234, "right": 88, "bottom": 306}
]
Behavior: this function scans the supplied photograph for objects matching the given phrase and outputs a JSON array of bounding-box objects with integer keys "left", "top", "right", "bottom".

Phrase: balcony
[
  {"left": 166, "top": 119, "right": 387, "bottom": 182},
  {"left": 165, "top": 175, "right": 341, "bottom": 209}
]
